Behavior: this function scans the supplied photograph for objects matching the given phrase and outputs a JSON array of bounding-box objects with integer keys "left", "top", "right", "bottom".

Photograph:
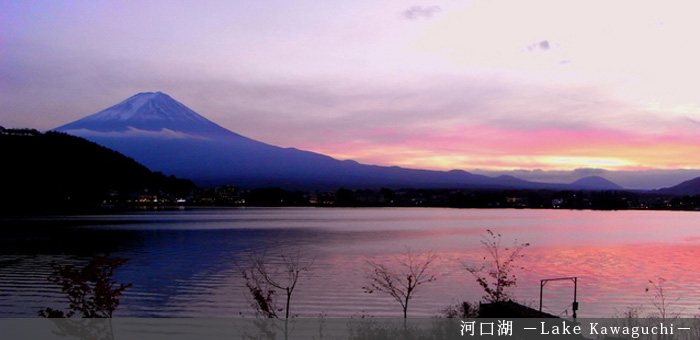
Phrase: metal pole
[
  {"left": 539, "top": 277, "right": 578, "bottom": 319},
  {"left": 572, "top": 277, "right": 578, "bottom": 319},
  {"left": 539, "top": 280, "right": 545, "bottom": 317}
]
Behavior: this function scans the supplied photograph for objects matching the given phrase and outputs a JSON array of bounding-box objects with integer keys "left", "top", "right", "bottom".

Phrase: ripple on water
[{"left": 2, "top": 208, "right": 700, "bottom": 317}]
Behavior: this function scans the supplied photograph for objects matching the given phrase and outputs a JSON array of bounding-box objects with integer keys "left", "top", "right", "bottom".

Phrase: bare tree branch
[
  {"left": 363, "top": 248, "right": 438, "bottom": 318},
  {"left": 645, "top": 277, "right": 681, "bottom": 320},
  {"left": 462, "top": 230, "right": 529, "bottom": 303},
  {"left": 240, "top": 249, "right": 314, "bottom": 320}
]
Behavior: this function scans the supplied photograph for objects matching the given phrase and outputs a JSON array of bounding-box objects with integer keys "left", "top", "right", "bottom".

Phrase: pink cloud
[
  {"left": 299, "top": 125, "right": 700, "bottom": 171},
  {"left": 346, "top": 128, "right": 399, "bottom": 136}
]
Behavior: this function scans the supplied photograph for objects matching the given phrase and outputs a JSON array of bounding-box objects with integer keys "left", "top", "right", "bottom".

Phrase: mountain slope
[
  {"left": 485, "top": 175, "right": 624, "bottom": 191},
  {"left": 0, "top": 128, "right": 194, "bottom": 214},
  {"left": 54, "top": 92, "right": 625, "bottom": 190},
  {"left": 657, "top": 176, "right": 700, "bottom": 195},
  {"left": 566, "top": 176, "right": 624, "bottom": 190}
]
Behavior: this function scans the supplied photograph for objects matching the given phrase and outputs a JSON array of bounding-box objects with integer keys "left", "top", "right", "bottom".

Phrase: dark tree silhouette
[
  {"left": 363, "top": 249, "right": 438, "bottom": 318},
  {"left": 240, "top": 250, "right": 313, "bottom": 320},
  {"left": 645, "top": 277, "right": 680, "bottom": 320},
  {"left": 463, "top": 230, "right": 529, "bottom": 303},
  {"left": 39, "top": 255, "right": 132, "bottom": 318}
]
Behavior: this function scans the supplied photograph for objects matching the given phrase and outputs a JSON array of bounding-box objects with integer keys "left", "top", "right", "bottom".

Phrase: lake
[{"left": 1, "top": 208, "right": 699, "bottom": 318}]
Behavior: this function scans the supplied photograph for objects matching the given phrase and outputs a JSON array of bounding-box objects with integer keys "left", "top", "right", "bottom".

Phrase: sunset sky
[{"left": 3, "top": 0, "right": 700, "bottom": 175}]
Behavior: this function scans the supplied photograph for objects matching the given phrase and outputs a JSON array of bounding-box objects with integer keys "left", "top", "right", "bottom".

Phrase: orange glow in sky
[{"left": 302, "top": 125, "right": 700, "bottom": 171}]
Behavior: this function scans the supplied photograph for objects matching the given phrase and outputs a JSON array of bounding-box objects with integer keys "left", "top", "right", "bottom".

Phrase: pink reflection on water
[
  {"left": 355, "top": 242, "right": 700, "bottom": 317},
  {"left": 516, "top": 244, "right": 700, "bottom": 317},
  {"left": 306, "top": 209, "right": 700, "bottom": 317}
]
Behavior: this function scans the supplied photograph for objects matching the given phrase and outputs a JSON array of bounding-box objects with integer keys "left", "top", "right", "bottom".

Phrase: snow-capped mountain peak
[
  {"left": 54, "top": 91, "right": 236, "bottom": 139},
  {"left": 93, "top": 92, "right": 169, "bottom": 122}
]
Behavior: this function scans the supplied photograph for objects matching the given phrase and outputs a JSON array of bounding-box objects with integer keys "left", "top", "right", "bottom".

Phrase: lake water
[{"left": 1, "top": 208, "right": 699, "bottom": 318}]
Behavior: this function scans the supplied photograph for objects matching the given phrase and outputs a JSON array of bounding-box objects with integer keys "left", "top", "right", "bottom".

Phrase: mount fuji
[
  {"left": 54, "top": 92, "right": 235, "bottom": 139},
  {"left": 54, "top": 92, "right": 623, "bottom": 190}
]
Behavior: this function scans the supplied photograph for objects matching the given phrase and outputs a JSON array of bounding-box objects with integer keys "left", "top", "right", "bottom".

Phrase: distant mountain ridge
[
  {"left": 657, "top": 177, "right": 700, "bottom": 195},
  {"left": 54, "top": 92, "right": 626, "bottom": 191},
  {"left": 568, "top": 176, "right": 623, "bottom": 190}
]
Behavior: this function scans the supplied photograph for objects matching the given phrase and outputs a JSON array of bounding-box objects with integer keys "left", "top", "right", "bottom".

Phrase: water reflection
[{"left": 1, "top": 208, "right": 699, "bottom": 318}]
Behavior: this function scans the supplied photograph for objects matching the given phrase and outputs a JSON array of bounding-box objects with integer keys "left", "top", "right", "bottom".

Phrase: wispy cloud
[
  {"left": 685, "top": 117, "right": 700, "bottom": 126},
  {"left": 524, "top": 40, "right": 554, "bottom": 52},
  {"left": 402, "top": 6, "right": 441, "bottom": 20}
]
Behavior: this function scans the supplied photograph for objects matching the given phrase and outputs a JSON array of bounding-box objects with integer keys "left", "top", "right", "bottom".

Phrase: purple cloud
[
  {"left": 402, "top": 6, "right": 441, "bottom": 20},
  {"left": 525, "top": 40, "right": 553, "bottom": 52}
]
